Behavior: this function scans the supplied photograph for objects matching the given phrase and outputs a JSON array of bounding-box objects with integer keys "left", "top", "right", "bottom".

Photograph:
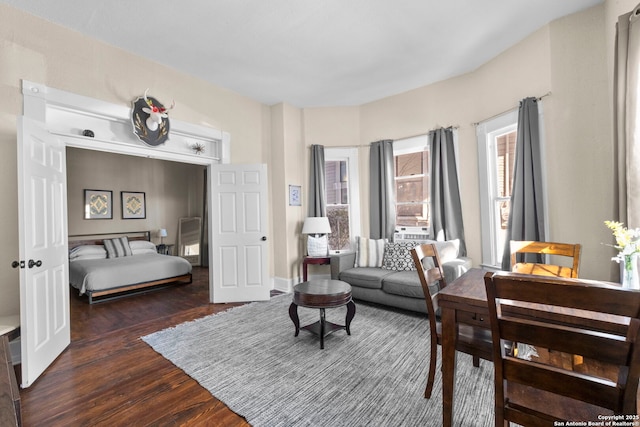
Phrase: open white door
[
  {"left": 17, "top": 117, "right": 70, "bottom": 388},
  {"left": 210, "top": 164, "right": 270, "bottom": 303}
]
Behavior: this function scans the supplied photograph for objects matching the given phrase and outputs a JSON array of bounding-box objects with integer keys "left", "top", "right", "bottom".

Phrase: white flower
[{"left": 605, "top": 220, "right": 640, "bottom": 259}]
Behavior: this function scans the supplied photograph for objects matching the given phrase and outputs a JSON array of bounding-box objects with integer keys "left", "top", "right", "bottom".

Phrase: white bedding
[{"left": 69, "top": 252, "right": 192, "bottom": 295}]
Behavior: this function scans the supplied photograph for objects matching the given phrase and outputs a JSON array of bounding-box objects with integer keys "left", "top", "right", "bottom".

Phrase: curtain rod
[
  {"left": 308, "top": 125, "right": 460, "bottom": 149},
  {"left": 471, "top": 92, "right": 551, "bottom": 126}
]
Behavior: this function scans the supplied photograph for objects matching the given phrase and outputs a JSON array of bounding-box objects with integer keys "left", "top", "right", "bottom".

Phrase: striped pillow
[
  {"left": 104, "top": 237, "right": 133, "bottom": 258},
  {"left": 354, "top": 237, "right": 387, "bottom": 267}
]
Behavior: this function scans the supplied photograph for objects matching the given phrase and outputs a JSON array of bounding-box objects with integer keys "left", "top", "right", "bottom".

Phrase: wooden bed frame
[{"left": 69, "top": 231, "right": 193, "bottom": 304}]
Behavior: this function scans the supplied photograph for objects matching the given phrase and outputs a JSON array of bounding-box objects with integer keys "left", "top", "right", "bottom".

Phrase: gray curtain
[
  {"left": 500, "top": 97, "right": 545, "bottom": 270},
  {"left": 308, "top": 144, "right": 326, "bottom": 217},
  {"left": 370, "top": 140, "right": 396, "bottom": 240},
  {"left": 614, "top": 4, "right": 640, "bottom": 227},
  {"left": 429, "top": 128, "right": 467, "bottom": 256}
]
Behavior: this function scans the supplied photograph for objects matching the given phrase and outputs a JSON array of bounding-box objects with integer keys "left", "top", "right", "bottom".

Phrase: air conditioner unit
[{"left": 394, "top": 227, "right": 430, "bottom": 242}]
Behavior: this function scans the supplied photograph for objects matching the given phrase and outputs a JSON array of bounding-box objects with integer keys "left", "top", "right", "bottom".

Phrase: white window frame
[
  {"left": 325, "top": 147, "right": 361, "bottom": 252},
  {"left": 477, "top": 106, "right": 547, "bottom": 270},
  {"left": 393, "top": 135, "right": 431, "bottom": 239}
]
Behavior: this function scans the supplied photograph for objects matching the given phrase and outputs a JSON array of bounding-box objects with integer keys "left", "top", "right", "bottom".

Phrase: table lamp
[
  {"left": 159, "top": 228, "right": 168, "bottom": 244},
  {"left": 302, "top": 217, "right": 332, "bottom": 257}
]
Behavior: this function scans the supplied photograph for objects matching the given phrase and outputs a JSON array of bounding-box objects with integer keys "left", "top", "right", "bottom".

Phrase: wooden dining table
[{"left": 438, "top": 268, "right": 492, "bottom": 427}]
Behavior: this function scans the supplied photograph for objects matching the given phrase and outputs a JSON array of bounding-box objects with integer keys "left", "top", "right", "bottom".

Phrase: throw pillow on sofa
[
  {"left": 355, "top": 236, "right": 387, "bottom": 267},
  {"left": 416, "top": 239, "right": 461, "bottom": 269},
  {"left": 381, "top": 241, "right": 417, "bottom": 271},
  {"left": 432, "top": 239, "right": 460, "bottom": 263}
]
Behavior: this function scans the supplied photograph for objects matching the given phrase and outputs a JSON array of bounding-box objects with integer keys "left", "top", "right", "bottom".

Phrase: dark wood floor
[{"left": 18, "top": 267, "right": 253, "bottom": 426}]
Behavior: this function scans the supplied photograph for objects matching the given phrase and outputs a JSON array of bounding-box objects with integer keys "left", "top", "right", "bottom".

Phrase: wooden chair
[
  {"left": 410, "top": 244, "right": 494, "bottom": 398},
  {"left": 509, "top": 240, "right": 581, "bottom": 278},
  {"left": 484, "top": 272, "right": 640, "bottom": 426}
]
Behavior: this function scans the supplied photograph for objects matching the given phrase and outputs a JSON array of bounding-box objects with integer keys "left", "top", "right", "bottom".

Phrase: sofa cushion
[
  {"left": 338, "top": 267, "right": 394, "bottom": 290},
  {"left": 381, "top": 241, "right": 417, "bottom": 271},
  {"left": 381, "top": 270, "right": 442, "bottom": 297},
  {"left": 381, "top": 271, "right": 425, "bottom": 298},
  {"left": 355, "top": 237, "right": 387, "bottom": 267}
]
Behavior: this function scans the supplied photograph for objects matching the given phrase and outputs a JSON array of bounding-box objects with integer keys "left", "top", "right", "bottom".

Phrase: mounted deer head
[{"left": 141, "top": 89, "right": 174, "bottom": 131}]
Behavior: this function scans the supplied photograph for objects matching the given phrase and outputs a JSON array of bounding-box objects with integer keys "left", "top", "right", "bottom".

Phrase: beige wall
[
  {"left": 270, "top": 103, "right": 306, "bottom": 284},
  {"left": 66, "top": 148, "right": 204, "bottom": 247}
]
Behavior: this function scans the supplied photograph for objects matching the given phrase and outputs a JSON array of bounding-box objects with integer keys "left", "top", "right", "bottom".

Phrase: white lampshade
[
  {"left": 301, "top": 217, "right": 332, "bottom": 235},
  {"left": 159, "top": 228, "right": 168, "bottom": 238},
  {"left": 302, "top": 217, "right": 331, "bottom": 257}
]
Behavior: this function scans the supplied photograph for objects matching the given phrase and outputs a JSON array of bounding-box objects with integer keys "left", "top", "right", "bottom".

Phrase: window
[
  {"left": 477, "top": 108, "right": 546, "bottom": 269},
  {"left": 324, "top": 148, "right": 361, "bottom": 252},
  {"left": 393, "top": 136, "right": 430, "bottom": 239}
]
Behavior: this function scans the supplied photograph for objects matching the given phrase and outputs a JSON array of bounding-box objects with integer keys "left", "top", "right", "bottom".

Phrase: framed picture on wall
[
  {"left": 289, "top": 185, "right": 301, "bottom": 206},
  {"left": 84, "top": 189, "right": 113, "bottom": 220},
  {"left": 121, "top": 191, "right": 146, "bottom": 219}
]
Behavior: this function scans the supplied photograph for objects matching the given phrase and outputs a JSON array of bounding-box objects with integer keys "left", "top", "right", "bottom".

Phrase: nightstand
[
  {"left": 156, "top": 244, "right": 174, "bottom": 255},
  {"left": 302, "top": 256, "right": 331, "bottom": 282}
]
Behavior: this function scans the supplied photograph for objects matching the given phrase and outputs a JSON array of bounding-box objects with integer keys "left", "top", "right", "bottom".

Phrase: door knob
[
  {"left": 11, "top": 260, "right": 25, "bottom": 269},
  {"left": 28, "top": 259, "right": 42, "bottom": 269},
  {"left": 261, "top": 236, "right": 267, "bottom": 241}
]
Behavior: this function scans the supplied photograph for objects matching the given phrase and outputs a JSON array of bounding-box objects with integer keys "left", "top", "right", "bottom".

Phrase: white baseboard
[{"left": 273, "top": 276, "right": 294, "bottom": 293}]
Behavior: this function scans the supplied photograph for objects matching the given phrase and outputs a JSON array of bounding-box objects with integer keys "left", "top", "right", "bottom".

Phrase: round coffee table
[{"left": 288, "top": 279, "right": 356, "bottom": 349}]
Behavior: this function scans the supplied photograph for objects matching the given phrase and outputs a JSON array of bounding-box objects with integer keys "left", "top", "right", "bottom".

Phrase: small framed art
[
  {"left": 289, "top": 185, "right": 301, "bottom": 206},
  {"left": 121, "top": 191, "right": 146, "bottom": 219},
  {"left": 84, "top": 189, "right": 113, "bottom": 220}
]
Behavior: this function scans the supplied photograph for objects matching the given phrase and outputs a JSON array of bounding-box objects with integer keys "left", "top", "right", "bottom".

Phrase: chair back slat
[
  {"left": 502, "top": 304, "right": 630, "bottom": 336},
  {"left": 493, "top": 274, "right": 640, "bottom": 318},
  {"left": 510, "top": 240, "right": 581, "bottom": 278},
  {"left": 499, "top": 315, "right": 632, "bottom": 366},
  {"left": 504, "top": 358, "right": 622, "bottom": 411}
]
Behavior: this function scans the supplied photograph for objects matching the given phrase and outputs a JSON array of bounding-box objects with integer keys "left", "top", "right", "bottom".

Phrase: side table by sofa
[{"left": 302, "top": 256, "right": 331, "bottom": 282}]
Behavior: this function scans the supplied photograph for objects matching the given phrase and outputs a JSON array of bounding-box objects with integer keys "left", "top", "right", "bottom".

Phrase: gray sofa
[{"left": 330, "top": 240, "right": 472, "bottom": 314}]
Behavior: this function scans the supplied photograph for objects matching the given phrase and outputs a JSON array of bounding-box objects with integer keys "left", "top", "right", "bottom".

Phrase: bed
[{"left": 69, "top": 231, "right": 193, "bottom": 303}]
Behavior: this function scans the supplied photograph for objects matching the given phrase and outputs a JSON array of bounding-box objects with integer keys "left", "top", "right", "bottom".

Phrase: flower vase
[{"left": 621, "top": 254, "right": 640, "bottom": 290}]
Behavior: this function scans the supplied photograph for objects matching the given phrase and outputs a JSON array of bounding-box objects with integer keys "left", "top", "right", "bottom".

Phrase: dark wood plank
[{"left": 18, "top": 267, "right": 254, "bottom": 426}]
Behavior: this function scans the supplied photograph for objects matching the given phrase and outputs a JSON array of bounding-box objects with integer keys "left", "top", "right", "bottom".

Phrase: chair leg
[
  {"left": 424, "top": 339, "right": 437, "bottom": 398},
  {"left": 473, "top": 354, "right": 480, "bottom": 367}
]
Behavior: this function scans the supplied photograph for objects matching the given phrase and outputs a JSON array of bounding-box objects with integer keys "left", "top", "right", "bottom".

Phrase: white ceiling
[{"left": 2, "top": 0, "right": 603, "bottom": 107}]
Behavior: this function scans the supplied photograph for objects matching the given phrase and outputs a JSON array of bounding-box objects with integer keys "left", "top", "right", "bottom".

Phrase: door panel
[
  {"left": 18, "top": 117, "right": 70, "bottom": 388},
  {"left": 211, "top": 164, "right": 269, "bottom": 302}
]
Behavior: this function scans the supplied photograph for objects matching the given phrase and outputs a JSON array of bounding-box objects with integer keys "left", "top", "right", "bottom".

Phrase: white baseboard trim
[{"left": 273, "top": 276, "right": 295, "bottom": 293}]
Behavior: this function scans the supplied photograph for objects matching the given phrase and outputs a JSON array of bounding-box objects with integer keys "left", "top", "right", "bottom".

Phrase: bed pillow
[
  {"left": 104, "top": 237, "right": 133, "bottom": 258},
  {"left": 129, "top": 240, "right": 157, "bottom": 255},
  {"left": 354, "top": 237, "right": 387, "bottom": 267},
  {"left": 69, "top": 245, "right": 107, "bottom": 261},
  {"left": 381, "top": 241, "right": 417, "bottom": 271}
]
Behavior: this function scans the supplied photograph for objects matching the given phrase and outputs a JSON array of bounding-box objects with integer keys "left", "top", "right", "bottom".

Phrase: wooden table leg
[
  {"left": 345, "top": 300, "right": 356, "bottom": 335},
  {"left": 319, "top": 308, "right": 325, "bottom": 349},
  {"left": 289, "top": 303, "right": 300, "bottom": 337},
  {"left": 441, "top": 306, "right": 457, "bottom": 427}
]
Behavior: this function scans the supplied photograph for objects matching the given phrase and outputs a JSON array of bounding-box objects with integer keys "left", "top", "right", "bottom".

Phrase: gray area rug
[{"left": 142, "top": 294, "right": 494, "bottom": 426}]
